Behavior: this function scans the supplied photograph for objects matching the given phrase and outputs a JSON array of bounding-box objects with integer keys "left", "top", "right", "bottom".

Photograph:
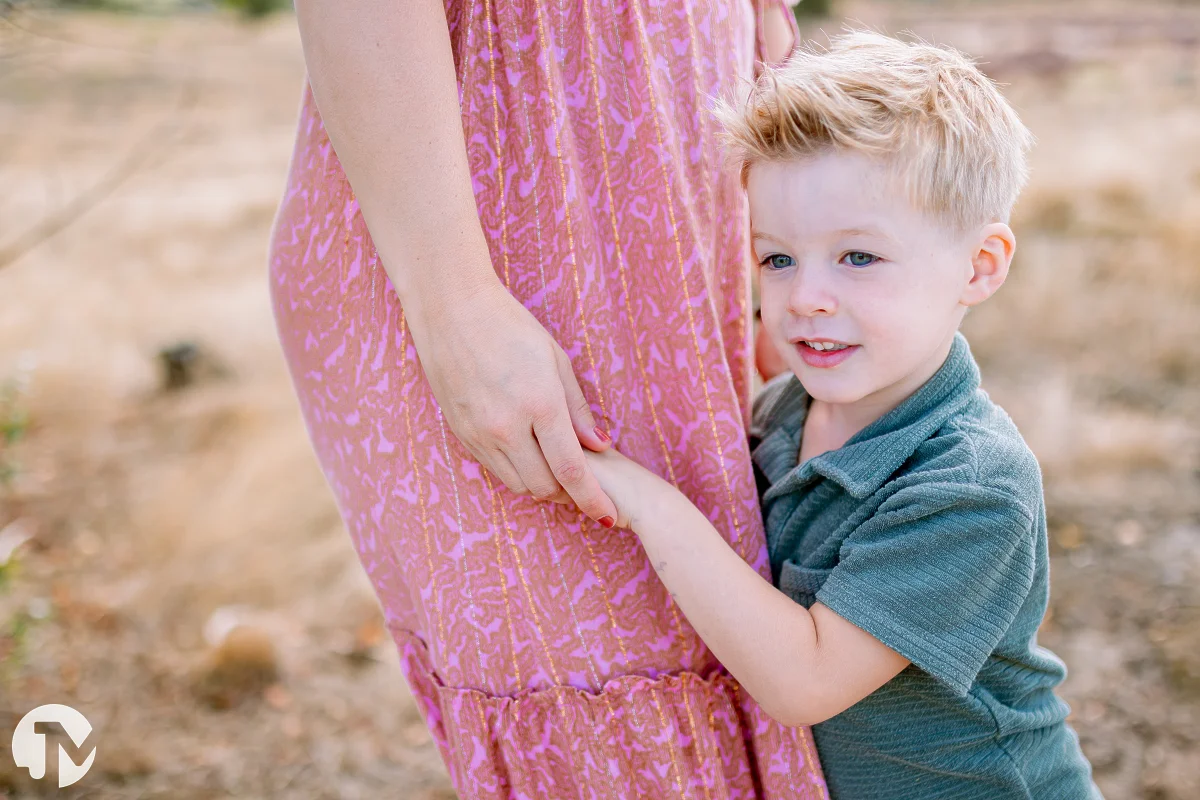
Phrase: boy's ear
[{"left": 960, "top": 223, "right": 1015, "bottom": 307}]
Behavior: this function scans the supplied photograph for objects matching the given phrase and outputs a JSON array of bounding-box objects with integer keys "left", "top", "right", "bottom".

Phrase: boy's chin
[
  {"left": 807, "top": 389, "right": 869, "bottom": 406},
  {"left": 795, "top": 372, "right": 872, "bottom": 406}
]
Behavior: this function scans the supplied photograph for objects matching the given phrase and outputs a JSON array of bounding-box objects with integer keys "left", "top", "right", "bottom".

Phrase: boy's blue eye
[
  {"left": 841, "top": 251, "right": 879, "bottom": 268},
  {"left": 760, "top": 254, "right": 795, "bottom": 270}
]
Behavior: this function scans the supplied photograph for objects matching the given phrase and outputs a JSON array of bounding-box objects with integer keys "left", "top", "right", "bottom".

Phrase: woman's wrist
[{"left": 377, "top": 227, "right": 504, "bottom": 331}]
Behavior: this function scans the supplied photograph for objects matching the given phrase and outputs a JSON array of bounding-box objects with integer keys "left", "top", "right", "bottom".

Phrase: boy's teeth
[{"left": 805, "top": 341, "right": 848, "bottom": 352}]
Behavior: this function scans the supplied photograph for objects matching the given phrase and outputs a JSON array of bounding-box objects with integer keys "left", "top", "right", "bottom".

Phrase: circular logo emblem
[{"left": 11, "top": 704, "right": 97, "bottom": 788}]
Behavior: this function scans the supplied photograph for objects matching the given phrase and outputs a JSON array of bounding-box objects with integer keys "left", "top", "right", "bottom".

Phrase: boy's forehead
[{"left": 747, "top": 155, "right": 926, "bottom": 243}]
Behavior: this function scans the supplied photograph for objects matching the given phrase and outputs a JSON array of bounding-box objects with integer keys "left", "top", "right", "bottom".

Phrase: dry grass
[{"left": 1, "top": 3, "right": 1199, "bottom": 798}]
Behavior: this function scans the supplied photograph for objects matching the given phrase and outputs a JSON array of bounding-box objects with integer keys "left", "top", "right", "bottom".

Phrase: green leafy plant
[
  {"left": 218, "top": 0, "right": 288, "bottom": 18},
  {"left": 0, "top": 554, "right": 14, "bottom": 592},
  {"left": 0, "top": 608, "right": 34, "bottom": 685},
  {"left": 0, "top": 375, "right": 29, "bottom": 490},
  {"left": 793, "top": 0, "right": 833, "bottom": 20}
]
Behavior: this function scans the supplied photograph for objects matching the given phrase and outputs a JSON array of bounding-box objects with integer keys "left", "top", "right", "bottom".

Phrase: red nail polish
[
  {"left": 598, "top": 516, "right": 615, "bottom": 529},
  {"left": 594, "top": 426, "right": 612, "bottom": 444}
]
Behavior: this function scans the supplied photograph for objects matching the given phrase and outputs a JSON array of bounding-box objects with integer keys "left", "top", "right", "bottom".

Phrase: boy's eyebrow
[
  {"left": 836, "top": 226, "right": 897, "bottom": 242},
  {"left": 750, "top": 229, "right": 790, "bottom": 247},
  {"left": 751, "top": 226, "right": 898, "bottom": 246}
]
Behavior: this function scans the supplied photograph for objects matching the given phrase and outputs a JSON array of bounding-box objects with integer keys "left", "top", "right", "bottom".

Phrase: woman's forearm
[{"left": 294, "top": 0, "right": 497, "bottom": 326}]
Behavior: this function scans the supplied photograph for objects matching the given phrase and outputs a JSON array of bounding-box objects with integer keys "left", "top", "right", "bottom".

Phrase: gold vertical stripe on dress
[
  {"left": 539, "top": 508, "right": 627, "bottom": 800},
  {"left": 594, "top": 0, "right": 698, "bottom": 685},
  {"left": 718, "top": 1, "right": 750, "bottom": 434},
  {"left": 398, "top": 313, "right": 446, "bottom": 667},
  {"left": 469, "top": 694, "right": 492, "bottom": 797},
  {"left": 646, "top": 681, "right": 689, "bottom": 800},
  {"left": 506, "top": 0, "right": 588, "bottom": 680},
  {"left": 678, "top": 679, "right": 713, "bottom": 800},
  {"left": 699, "top": 683, "right": 732, "bottom": 800},
  {"left": 577, "top": 3, "right": 708, "bottom": 797},
  {"left": 628, "top": 0, "right": 743, "bottom": 558},
  {"left": 435, "top": 410, "right": 490, "bottom": 684},
  {"left": 459, "top": 2, "right": 533, "bottom": 764},
  {"left": 596, "top": 10, "right": 728, "bottom": 762},
  {"left": 533, "top": 0, "right": 609, "bottom": 426},
  {"left": 799, "top": 724, "right": 827, "bottom": 799},
  {"left": 642, "top": 1, "right": 709, "bottom": 285},
  {"left": 442, "top": 693, "right": 481, "bottom": 800},
  {"left": 369, "top": 246, "right": 379, "bottom": 326},
  {"left": 452, "top": 2, "right": 530, "bottom": 789},
  {"left": 503, "top": 0, "right": 550, "bottom": 302},
  {"left": 478, "top": 470, "right": 536, "bottom": 796},
  {"left": 530, "top": 3, "right": 659, "bottom": 779},
  {"left": 540, "top": 515, "right": 624, "bottom": 796},
  {"left": 639, "top": 1, "right": 742, "bottom": 558},
  {"left": 502, "top": 5, "right": 627, "bottom": 794},
  {"left": 481, "top": 469, "right": 524, "bottom": 693},
  {"left": 482, "top": 0, "right": 513, "bottom": 289},
  {"left": 585, "top": 0, "right": 679, "bottom": 491},
  {"left": 339, "top": 185, "right": 353, "bottom": 286},
  {"left": 435, "top": 417, "right": 492, "bottom": 792},
  {"left": 681, "top": 1, "right": 717, "bottom": 241},
  {"left": 573, "top": 510, "right": 684, "bottom": 797},
  {"left": 491, "top": 473, "right": 614, "bottom": 800}
]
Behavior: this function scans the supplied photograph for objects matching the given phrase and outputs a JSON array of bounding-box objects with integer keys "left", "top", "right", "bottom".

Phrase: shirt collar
[{"left": 751, "top": 333, "right": 981, "bottom": 501}]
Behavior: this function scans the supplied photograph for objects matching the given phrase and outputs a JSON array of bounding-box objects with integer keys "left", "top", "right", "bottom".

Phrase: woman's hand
[{"left": 406, "top": 279, "right": 619, "bottom": 525}]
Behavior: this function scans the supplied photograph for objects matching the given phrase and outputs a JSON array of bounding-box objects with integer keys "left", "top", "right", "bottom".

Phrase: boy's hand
[{"left": 582, "top": 447, "right": 673, "bottom": 530}]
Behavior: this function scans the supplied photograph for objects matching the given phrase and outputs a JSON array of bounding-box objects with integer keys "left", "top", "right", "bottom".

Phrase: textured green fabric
[{"left": 749, "top": 333, "right": 1102, "bottom": 799}]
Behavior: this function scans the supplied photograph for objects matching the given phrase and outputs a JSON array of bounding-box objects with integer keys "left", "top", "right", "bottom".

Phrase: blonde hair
[{"left": 715, "top": 30, "right": 1034, "bottom": 230}]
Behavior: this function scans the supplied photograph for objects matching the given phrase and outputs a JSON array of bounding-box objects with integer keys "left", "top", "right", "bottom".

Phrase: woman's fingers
[
  {"left": 487, "top": 423, "right": 603, "bottom": 512},
  {"left": 480, "top": 447, "right": 528, "bottom": 497},
  {"left": 532, "top": 408, "right": 618, "bottom": 526},
  {"left": 480, "top": 432, "right": 571, "bottom": 505},
  {"left": 556, "top": 347, "right": 610, "bottom": 452},
  {"left": 502, "top": 430, "right": 565, "bottom": 502}
]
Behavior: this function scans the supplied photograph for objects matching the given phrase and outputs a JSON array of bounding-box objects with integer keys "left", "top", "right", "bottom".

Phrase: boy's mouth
[
  {"left": 794, "top": 340, "right": 859, "bottom": 368},
  {"left": 798, "top": 340, "right": 850, "bottom": 352}
]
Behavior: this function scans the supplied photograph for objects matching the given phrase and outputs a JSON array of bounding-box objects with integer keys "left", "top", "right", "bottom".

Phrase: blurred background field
[{"left": 1, "top": 1, "right": 1198, "bottom": 797}]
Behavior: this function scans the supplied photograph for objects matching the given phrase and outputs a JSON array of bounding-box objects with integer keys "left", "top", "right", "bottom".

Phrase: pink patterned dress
[{"left": 269, "top": 1, "right": 827, "bottom": 797}]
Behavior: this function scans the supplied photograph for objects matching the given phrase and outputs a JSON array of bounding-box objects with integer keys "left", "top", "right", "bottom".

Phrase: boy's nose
[{"left": 786, "top": 266, "right": 838, "bottom": 317}]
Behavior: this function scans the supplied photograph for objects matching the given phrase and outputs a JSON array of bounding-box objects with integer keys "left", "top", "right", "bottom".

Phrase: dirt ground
[{"left": 1, "top": 3, "right": 1198, "bottom": 798}]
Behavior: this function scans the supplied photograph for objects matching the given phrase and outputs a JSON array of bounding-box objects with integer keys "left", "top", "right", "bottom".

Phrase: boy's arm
[{"left": 586, "top": 448, "right": 909, "bottom": 727}]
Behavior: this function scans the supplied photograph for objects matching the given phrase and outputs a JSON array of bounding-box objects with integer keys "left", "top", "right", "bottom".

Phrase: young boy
[{"left": 583, "top": 31, "right": 1101, "bottom": 798}]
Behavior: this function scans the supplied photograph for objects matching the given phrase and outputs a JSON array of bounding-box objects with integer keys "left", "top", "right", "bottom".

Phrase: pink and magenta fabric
[{"left": 269, "top": 0, "right": 828, "bottom": 797}]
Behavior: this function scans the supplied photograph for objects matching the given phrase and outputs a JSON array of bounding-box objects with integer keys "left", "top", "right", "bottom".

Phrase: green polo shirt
[{"left": 749, "top": 333, "right": 1101, "bottom": 799}]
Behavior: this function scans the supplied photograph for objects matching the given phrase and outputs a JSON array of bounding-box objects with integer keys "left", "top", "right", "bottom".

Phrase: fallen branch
[{"left": 0, "top": 81, "right": 198, "bottom": 272}]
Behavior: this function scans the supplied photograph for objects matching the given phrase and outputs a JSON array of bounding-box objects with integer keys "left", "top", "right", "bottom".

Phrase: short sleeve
[{"left": 815, "top": 481, "right": 1038, "bottom": 696}]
